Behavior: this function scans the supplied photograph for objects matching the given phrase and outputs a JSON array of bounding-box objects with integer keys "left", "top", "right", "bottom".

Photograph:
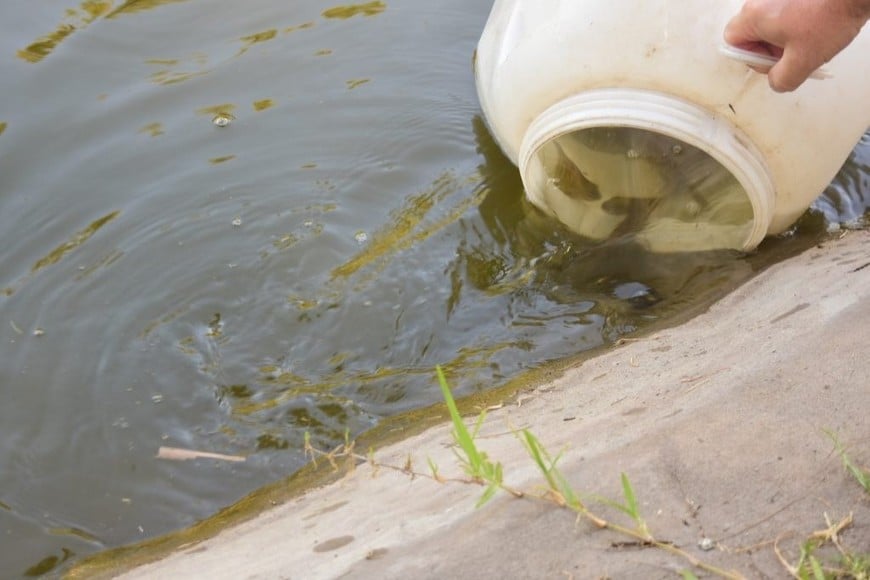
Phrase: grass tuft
[{"left": 436, "top": 365, "right": 503, "bottom": 506}]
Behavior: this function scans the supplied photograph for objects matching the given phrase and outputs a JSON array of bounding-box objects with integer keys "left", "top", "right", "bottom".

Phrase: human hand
[{"left": 724, "top": 0, "right": 870, "bottom": 92}]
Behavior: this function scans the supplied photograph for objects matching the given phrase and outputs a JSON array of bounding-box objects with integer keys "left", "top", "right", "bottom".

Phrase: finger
[
  {"left": 767, "top": 47, "right": 817, "bottom": 92},
  {"left": 723, "top": 12, "right": 755, "bottom": 47}
]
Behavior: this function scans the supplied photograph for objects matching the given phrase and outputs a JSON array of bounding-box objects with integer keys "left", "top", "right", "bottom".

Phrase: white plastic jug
[{"left": 475, "top": 0, "right": 870, "bottom": 252}]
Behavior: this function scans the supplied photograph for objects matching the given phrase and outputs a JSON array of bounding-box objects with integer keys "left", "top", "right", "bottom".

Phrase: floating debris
[
  {"left": 354, "top": 231, "right": 368, "bottom": 244},
  {"left": 232, "top": 217, "right": 242, "bottom": 227},
  {"left": 33, "top": 328, "right": 45, "bottom": 337},
  {"left": 156, "top": 446, "right": 246, "bottom": 462}
]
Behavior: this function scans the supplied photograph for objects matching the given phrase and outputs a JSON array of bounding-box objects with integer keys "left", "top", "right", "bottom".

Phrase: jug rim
[{"left": 518, "top": 88, "right": 776, "bottom": 252}]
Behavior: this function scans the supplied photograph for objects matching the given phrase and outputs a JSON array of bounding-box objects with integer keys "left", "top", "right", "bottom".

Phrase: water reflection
[
  {"left": 0, "top": 0, "right": 867, "bottom": 577},
  {"left": 813, "top": 132, "right": 870, "bottom": 229}
]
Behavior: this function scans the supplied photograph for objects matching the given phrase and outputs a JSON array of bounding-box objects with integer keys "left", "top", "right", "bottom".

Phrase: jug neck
[{"left": 518, "top": 88, "right": 775, "bottom": 251}]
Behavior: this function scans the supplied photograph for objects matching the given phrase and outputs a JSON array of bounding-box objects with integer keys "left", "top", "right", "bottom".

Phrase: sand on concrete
[{"left": 82, "top": 231, "right": 870, "bottom": 579}]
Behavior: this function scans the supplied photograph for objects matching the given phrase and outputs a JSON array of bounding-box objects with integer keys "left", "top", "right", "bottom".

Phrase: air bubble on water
[
  {"left": 626, "top": 149, "right": 640, "bottom": 159},
  {"left": 232, "top": 217, "right": 242, "bottom": 227},
  {"left": 151, "top": 394, "right": 164, "bottom": 404},
  {"left": 672, "top": 144, "right": 683, "bottom": 155},
  {"left": 212, "top": 114, "right": 233, "bottom": 127},
  {"left": 354, "top": 231, "right": 368, "bottom": 244},
  {"left": 112, "top": 417, "right": 130, "bottom": 429}
]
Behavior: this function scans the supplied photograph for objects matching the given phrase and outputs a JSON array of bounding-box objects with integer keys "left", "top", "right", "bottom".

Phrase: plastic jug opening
[{"left": 518, "top": 89, "right": 775, "bottom": 253}]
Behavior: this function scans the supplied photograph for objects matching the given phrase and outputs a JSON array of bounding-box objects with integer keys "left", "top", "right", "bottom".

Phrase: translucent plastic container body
[{"left": 475, "top": 0, "right": 870, "bottom": 252}]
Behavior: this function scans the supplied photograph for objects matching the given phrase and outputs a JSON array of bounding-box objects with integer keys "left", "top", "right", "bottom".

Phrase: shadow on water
[{"left": 0, "top": 1, "right": 868, "bottom": 577}]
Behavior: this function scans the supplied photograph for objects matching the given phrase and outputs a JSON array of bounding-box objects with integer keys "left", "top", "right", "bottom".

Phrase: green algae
[
  {"left": 32, "top": 211, "right": 120, "bottom": 273},
  {"left": 346, "top": 78, "right": 370, "bottom": 90},
  {"left": 149, "top": 69, "right": 209, "bottom": 85},
  {"left": 138, "top": 122, "right": 164, "bottom": 137},
  {"left": 330, "top": 172, "right": 465, "bottom": 279},
  {"left": 18, "top": 24, "right": 79, "bottom": 63},
  {"left": 106, "top": 0, "right": 192, "bottom": 18},
  {"left": 284, "top": 21, "right": 316, "bottom": 33},
  {"left": 196, "top": 103, "right": 236, "bottom": 117},
  {"left": 237, "top": 29, "right": 278, "bottom": 56},
  {"left": 322, "top": 1, "right": 386, "bottom": 19},
  {"left": 18, "top": 0, "right": 191, "bottom": 63}
]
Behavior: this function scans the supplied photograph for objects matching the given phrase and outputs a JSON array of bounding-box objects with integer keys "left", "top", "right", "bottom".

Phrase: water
[
  {"left": 0, "top": 1, "right": 867, "bottom": 576},
  {"left": 533, "top": 127, "right": 755, "bottom": 251}
]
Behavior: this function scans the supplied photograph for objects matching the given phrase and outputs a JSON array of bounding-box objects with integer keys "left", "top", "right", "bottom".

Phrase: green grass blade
[
  {"left": 825, "top": 430, "right": 870, "bottom": 493},
  {"left": 521, "top": 430, "right": 559, "bottom": 491},
  {"left": 621, "top": 473, "right": 640, "bottom": 520},
  {"left": 519, "top": 430, "right": 584, "bottom": 510},
  {"left": 471, "top": 409, "right": 487, "bottom": 439},
  {"left": 680, "top": 571, "right": 700, "bottom": 580},
  {"left": 552, "top": 466, "right": 583, "bottom": 510},
  {"left": 476, "top": 482, "right": 499, "bottom": 508},
  {"left": 796, "top": 542, "right": 812, "bottom": 580},
  {"left": 589, "top": 492, "right": 636, "bottom": 518},
  {"left": 809, "top": 556, "right": 825, "bottom": 580},
  {"left": 427, "top": 457, "right": 439, "bottom": 479},
  {"left": 437, "top": 366, "right": 482, "bottom": 470}
]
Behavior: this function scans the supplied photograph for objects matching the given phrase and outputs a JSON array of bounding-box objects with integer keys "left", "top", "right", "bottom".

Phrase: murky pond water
[{"left": 1, "top": 1, "right": 868, "bottom": 576}]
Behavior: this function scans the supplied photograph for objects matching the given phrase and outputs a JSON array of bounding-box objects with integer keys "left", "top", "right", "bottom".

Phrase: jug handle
[{"left": 719, "top": 43, "right": 832, "bottom": 80}]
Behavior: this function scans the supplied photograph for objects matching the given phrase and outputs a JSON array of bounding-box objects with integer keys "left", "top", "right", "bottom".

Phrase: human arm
[{"left": 724, "top": 0, "right": 870, "bottom": 92}]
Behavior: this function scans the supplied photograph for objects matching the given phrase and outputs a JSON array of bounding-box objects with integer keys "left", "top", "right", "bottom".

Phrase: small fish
[{"left": 550, "top": 143, "right": 601, "bottom": 201}]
